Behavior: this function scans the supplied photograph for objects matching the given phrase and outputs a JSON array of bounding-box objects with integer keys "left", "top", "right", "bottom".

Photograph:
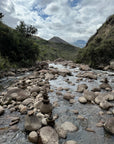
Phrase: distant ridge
[{"left": 49, "top": 36, "right": 69, "bottom": 45}]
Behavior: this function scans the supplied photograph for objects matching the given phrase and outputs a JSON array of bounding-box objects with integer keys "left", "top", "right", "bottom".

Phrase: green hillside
[
  {"left": 76, "top": 14, "right": 114, "bottom": 68},
  {"left": 0, "top": 18, "right": 79, "bottom": 70},
  {"left": 32, "top": 36, "right": 79, "bottom": 61}
]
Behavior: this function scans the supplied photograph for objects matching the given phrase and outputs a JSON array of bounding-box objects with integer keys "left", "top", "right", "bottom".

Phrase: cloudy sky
[{"left": 0, "top": 0, "right": 114, "bottom": 46}]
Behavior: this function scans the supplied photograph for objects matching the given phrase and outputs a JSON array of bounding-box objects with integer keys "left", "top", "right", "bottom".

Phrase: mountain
[
  {"left": 76, "top": 14, "right": 114, "bottom": 68},
  {"left": 49, "top": 36, "right": 69, "bottom": 45},
  {"left": 73, "top": 40, "right": 86, "bottom": 48},
  {"left": 32, "top": 36, "right": 80, "bottom": 61}
]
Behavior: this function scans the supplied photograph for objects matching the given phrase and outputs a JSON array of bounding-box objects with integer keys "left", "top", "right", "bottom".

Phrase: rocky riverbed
[{"left": 0, "top": 60, "right": 114, "bottom": 144}]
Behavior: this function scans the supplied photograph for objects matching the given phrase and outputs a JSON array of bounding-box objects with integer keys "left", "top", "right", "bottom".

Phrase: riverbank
[{"left": 0, "top": 60, "right": 114, "bottom": 144}]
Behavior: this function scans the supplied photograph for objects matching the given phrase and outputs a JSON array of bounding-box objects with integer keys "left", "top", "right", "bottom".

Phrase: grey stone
[
  {"left": 40, "top": 126, "right": 59, "bottom": 144},
  {"left": 25, "top": 115, "right": 42, "bottom": 131},
  {"left": 104, "top": 117, "right": 114, "bottom": 135}
]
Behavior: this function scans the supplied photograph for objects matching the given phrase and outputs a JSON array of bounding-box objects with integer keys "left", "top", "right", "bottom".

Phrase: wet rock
[
  {"left": 80, "top": 64, "right": 90, "bottom": 71},
  {"left": 7, "top": 71, "right": 16, "bottom": 76},
  {"left": 95, "top": 95, "right": 104, "bottom": 104},
  {"left": 30, "top": 86, "right": 40, "bottom": 93},
  {"left": 5, "top": 88, "right": 30, "bottom": 101},
  {"left": 100, "top": 83, "right": 112, "bottom": 90},
  {"left": 105, "top": 93, "right": 114, "bottom": 101},
  {"left": 78, "top": 96, "right": 87, "bottom": 104},
  {"left": 91, "top": 87, "right": 101, "bottom": 92},
  {"left": 56, "top": 127, "right": 67, "bottom": 139},
  {"left": 0, "top": 106, "right": 4, "bottom": 115},
  {"left": 42, "top": 118, "right": 47, "bottom": 125},
  {"left": 104, "top": 117, "right": 114, "bottom": 135},
  {"left": 69, "top": 99, "right": 75, "bottom": 104},
  {"left": 76, "top": 84, "right": 88, "bottom": 93},
  {"left": 83, "top": 72, "right": 97, "bottom": 79},
  {"left": 18, "top": 104, "right": 27, "bottom": 114},
  {"left": 53, "top": 114, "right": 59, "bottom": 120},
  {"left": 85, "top": 128, "right": 96, "bottom": 133},
  {"left": 84, "top": 90, "right": 95, "bottom": 102},
  {"left": 22, "top": 98, "right": 33, "bottom": 106},
  {"left": 61, "top": 121, "right": 78, "bottom": 132},
  {"left": 45, "top": 73, "right": 55, "bottom": 80},
  {"left": 25, "top": 115, "right": 42, "bottom": 131},
  {"left": 58, "top": 69, "right": 72, "bottom": 77},
  {"left": 100, "top": 100, "right": 113, "bottom": 110},
  {"left": 63, "top": 93, "right": 74, "bottom": 101},
  {"left": 40, "top": 126, "right": 59, "bottom": 144},
  {"left": 34, "top": 100, "right": 42, "bottom": 109},
  {"left": 28, "top": 131, "right": 38, "bottom": 143},
  {"left": 64, "top": 140, "right": 77, "bottom": 144}
]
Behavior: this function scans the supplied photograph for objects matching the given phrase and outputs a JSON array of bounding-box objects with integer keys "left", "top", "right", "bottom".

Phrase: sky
[{"left": 0, "top": 0, "right": 114, "bottom": 46}]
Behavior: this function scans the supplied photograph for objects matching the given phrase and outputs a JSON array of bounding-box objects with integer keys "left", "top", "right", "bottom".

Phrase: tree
[
  {"left": 0, "top": 13, "right": 4, "bottom": 21},
  {"left": 16, "top": 21, "right": 37, "bottom": 37}
]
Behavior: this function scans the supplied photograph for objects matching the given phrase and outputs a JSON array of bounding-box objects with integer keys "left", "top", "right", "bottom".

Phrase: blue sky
[{"left": 0, "top": 0, "right": 114, "bottom": 46}]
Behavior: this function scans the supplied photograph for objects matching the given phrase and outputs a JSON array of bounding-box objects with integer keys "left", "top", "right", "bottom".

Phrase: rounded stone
[
  {"left": 28, "top": 131, "right": 38, "bottom": 143},
  {"left": 104, "top": 117, "right": 114, "bottom": 135},
  {"left": 78, "top": 97, "right": 87, "bottom": 104},
  {"left": 61, "top": 121, "right": 78, "bottom": 132},
  {"left": 40, "top": 126, "right": 59, "bottom": 144}
]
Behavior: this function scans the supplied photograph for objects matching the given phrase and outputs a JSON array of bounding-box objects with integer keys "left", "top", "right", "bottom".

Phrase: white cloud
[{"left": 0, "top": 0, "right": 114, "bottom": 44}]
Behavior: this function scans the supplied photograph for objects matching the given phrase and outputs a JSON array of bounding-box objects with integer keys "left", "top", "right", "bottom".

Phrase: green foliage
[
  {"left": 0, "top": 55, "right": 11, "bottom": 70},
  {"left": 76, "top": 14, "right": 114, "bottom": 68},
  {"left": 0, "top": 21, "right": 39, "bottom": 68},
  {"left": 16, "top": 21, "right": 37, "bottom": 38}
]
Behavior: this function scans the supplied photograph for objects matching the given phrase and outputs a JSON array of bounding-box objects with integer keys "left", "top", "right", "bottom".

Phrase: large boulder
[
  {"left": 104, "top": 117, "right": 114, "bottom": 135},
  {"left": 39, "top": 126, "right": 59, "bottom": 144},
  {"left": 4, "top": 88, "right": 30, "bottom": 101},
  {"left": 25, "top": 115, "right": 42, "bottom": 131}
]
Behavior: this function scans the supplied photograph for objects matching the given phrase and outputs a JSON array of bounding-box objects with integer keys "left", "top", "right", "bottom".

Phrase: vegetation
[
  {"left": 32, "top": 36, "right": 79, "bottom": 61},
  {"left": 0, "top": 13, "right": 39, "bottom": 69},
  {"left": 0, "top": 12, "right": 79, "bottom": 70},
  {"left": 76, "top": 14, "right": 114, "bottom": 68}
]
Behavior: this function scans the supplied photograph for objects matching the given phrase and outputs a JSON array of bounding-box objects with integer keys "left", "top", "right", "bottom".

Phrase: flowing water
[{"left": 0, "top": 63, "right": 114, "bottom": 144}]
